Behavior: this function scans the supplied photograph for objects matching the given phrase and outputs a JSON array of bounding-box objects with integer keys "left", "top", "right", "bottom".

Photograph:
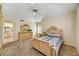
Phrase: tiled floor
[{"left": 0, "top": 39, "right": 78, "bottom": 56}]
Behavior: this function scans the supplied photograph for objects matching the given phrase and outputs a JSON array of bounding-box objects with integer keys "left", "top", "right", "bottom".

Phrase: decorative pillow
[
  {"left": 53, "top": 33, "right": 61, "bottom": 37},
  {"left": 47, "top": 33, "right": 53, "bottom": 36}
]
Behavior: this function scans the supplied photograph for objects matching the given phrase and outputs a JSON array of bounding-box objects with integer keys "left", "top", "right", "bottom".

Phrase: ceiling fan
[
  {"left": 25, "top": 3, "right": 43, "bottom": 22},
  {"left": 27, "top": 4, "right": 41, "bottom": 15}
]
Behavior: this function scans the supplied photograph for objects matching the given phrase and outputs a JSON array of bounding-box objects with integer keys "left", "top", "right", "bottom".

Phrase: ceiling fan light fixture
[
  {"left": 20, "top": 19, "right": 24, "bottom": 22},
  {"left": 27, "top": 4, "right": 43, "bottom": 22},
  {"left": 33, "top": 11, "right": 36, "bottom": 16}
]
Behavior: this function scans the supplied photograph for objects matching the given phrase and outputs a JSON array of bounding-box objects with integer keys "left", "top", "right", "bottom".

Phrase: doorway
[{"left": 3, "top": 22, "right": 14, "bottom": 45}]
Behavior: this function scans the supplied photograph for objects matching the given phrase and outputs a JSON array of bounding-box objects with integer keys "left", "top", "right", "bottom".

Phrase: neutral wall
[
  {"left": 13, "top": 20, "right": 34, "bottom": 40},
  {"left": 0, "top": 5, "right": 3, "bottom": 48},
  {"left": 4, "top": 18, "right": 36, "bottom": 40},
  {"left": 76, "top": 7, "right": 79, "bottom": 54},
  {"left": 3, "top": 12, "right": 77, "bottom": 47},
  {"left": 39, "top": 11, "right": 76, "bottom": 47}
]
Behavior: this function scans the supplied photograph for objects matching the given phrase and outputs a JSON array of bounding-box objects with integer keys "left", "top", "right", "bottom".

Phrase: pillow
[
  {"left": 47, "top": 33, "right": 53, "bottom": 36},
  {"left": 53, "top": 33, "right": 61, "bottom": 37},
  {"left": 47, "top": 33, "right": 61, "bottom": 37}
]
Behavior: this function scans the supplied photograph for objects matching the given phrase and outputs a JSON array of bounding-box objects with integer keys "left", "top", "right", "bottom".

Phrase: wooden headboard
[{"left": 45, "top": 26, "right": 64, "bottom": 38}]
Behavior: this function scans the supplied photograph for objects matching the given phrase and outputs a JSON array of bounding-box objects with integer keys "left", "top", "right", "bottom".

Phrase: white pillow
[
  {"left": 53, "top": 33, "right": 60, "bottom": 37},
  {"left": 48, "top": 33, "right": 53, "bottom": 36}
]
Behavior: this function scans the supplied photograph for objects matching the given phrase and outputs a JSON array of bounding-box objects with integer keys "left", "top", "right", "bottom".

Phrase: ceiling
[{"left": 2, "top": 3, "right": 78, "bottom": 21}]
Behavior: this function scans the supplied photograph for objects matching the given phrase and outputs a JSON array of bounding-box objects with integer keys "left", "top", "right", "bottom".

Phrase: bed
[{"left": 32, "top": 26, "right": 64, "bottom": 56}]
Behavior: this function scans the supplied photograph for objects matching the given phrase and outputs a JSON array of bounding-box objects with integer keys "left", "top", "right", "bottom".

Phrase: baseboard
[
  {"left": 63, "top": 44, "right": 75, "bottom": 48},
  {"left": 63, "top": 42, "right": 76, "bottom": 48}
]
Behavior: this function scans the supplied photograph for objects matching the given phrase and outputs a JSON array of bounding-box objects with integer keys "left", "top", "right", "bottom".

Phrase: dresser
[{"left": 18, "top": 32, "right": 32, "bottom": 41}]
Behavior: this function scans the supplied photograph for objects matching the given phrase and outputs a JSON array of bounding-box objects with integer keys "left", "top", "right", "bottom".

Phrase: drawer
[
  {"left": 18, "top": 32, "right": 32, "bottom": 40},
  {"left": 19, "top": 33, "right": 32, "bottom": 37}
]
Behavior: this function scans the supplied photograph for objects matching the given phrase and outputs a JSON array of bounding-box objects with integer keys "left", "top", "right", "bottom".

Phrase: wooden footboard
[
  {"left": 32, "top": 39, "right": 56, "bottom": 56},
  {"left": 32, "top": 26, "right": 64, "bottom": 56}
]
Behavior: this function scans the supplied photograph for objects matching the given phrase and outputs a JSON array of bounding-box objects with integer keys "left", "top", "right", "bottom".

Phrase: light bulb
[{"left": 33, "top": 12, "right": 36, "bottom": 16}]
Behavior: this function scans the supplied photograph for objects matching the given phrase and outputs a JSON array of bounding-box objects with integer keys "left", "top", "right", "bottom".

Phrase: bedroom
[{"left": 0, "top": 3, "right": 79, "bottom": 56}]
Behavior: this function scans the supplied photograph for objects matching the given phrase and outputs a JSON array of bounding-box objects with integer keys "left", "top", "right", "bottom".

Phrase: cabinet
[
  {"left": 18, "top": 23, "right": 32, "bottom": 41},
  {"left": 18, "top": 32, "right": 32, "bottom": 41}
]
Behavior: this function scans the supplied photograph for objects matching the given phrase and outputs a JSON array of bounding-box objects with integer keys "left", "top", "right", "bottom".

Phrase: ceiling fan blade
[{"left": 24, "top": 3, "right": 43, "bottom": 16}]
